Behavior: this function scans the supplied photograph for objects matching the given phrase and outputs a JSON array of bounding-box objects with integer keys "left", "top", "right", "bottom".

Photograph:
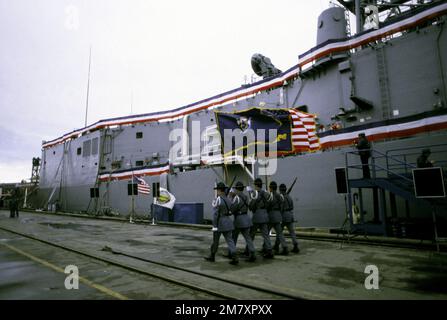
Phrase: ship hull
[{"left": 34, "top": 3, "right": 447, "bottom": 236}]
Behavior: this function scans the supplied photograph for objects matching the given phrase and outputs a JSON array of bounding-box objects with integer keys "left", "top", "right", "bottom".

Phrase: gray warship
[{"left": 33, "top": 0, "right": 447, "bottom": 238}]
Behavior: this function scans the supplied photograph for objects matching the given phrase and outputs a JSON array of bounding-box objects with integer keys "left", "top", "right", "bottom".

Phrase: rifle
[
  {"left": 225, "top": 175, "right": 237, "bottom": 196},
  {"left": 287, "top": 177, "right": 298, "bottom": 194}
]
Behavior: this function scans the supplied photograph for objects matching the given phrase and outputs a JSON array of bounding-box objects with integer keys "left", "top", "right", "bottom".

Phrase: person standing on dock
[
  {"left": 204, "top": 182, "right": 239, "bottom": 265},
  {"left": 277, "top": 183, "right": 300, "bottom": 253},
  {"left": 248, "top": 178, "right": 274, "bottom": 259},
  {"left": 9, "top": 187, "right": 20, "bottom": 219},
  {"left": 355, "top": 133, "right": 371, "bottom": 178},
  {"left": 229, "top": 181, "right": 256, "bottom": 262},
  {"left": 267, "top": 181, "right": 288, "bottom": 256}
]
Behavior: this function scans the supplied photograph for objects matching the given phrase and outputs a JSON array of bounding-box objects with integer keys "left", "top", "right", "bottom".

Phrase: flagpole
[
  {"left": 151, "top": 197, "right": 156, "bottom": 225},
  {"left": 130, "top": 160, "right": 135, "bottom": 224},
  {"left": 151, "top": 182, "right": 157, "bottom": 226},
  {"left": 84, "top": 46, "right": 92, "bottom": 128}
]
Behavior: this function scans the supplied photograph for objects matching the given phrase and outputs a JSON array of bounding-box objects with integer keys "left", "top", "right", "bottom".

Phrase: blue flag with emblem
[{"left": 214, "top": 107, "right": 293, "bottom": 153}]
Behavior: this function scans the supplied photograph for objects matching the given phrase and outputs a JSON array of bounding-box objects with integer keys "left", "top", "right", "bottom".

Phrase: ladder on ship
[{"left": 376, "top": 44, "right": 392, "bottom": 119}]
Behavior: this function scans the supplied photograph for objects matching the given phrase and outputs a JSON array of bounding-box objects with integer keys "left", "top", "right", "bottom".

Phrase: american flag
[
  {"left": 289, "top": 109, "right": 320, "bottom": 152},
  {"left": 136, "top": 176, "right": 151, "bottom": 195}
]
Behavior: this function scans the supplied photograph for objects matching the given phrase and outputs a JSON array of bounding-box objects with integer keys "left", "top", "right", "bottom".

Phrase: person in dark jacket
[
  {"left": 204, "top": 182, "right": 238, "bottom": 265},
  {"left": 9, "top": 187, "right": 20, "bottom": 218},
  {"left": 229, "top": 181, "right": 256, "bottom": 262},
  {"left": 417, "top": 149, "right": 434, "bottom": 168},
  {"left": 267, "top": 181, "right": 288, "bottom": 255},
  {"left": 355, "top": 133, "right": 371, "bottom": 178}
]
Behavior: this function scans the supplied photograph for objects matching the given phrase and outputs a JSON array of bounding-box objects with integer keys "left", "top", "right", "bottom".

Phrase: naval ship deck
[{"left": 1, "top": 210, "right": 446, "bottom": 300}]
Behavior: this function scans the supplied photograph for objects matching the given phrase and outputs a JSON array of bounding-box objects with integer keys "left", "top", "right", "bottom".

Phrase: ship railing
[
  {"left": 346, "top": 144, "right": 447, "bottom": 184},
  {"left": 345, "top": 148, "right": 414, "bottom": 184},
  {"left": 199, "top": 153, "right": 256, "bottom": 166},
  {"left": 385, "top": 143, "right": 447, "bottom": 175},
  {"left": 171, "top": 151, "right": 204, "bottom": 166},
  {"left": 200, "top": 155, "right": 223, "bottom": 166}
]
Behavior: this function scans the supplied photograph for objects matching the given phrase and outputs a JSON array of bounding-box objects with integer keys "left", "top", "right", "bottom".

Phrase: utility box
[{"left": 173, "top": 203, "right": 204, "bottom": 224}]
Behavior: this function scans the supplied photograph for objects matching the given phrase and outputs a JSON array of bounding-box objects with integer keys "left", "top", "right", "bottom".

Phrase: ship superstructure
[{"left": 36, "top": 1, "right": 447, "bottom": 237}]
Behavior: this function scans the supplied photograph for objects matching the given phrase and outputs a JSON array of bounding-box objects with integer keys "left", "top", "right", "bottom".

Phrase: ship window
[
  {"left": 135, "top": 160, "right": 144, "bottom": 167},
  {"left": 136, "top": 132, "right": 143, "bottom": 139},
  {"left": 91, "top": 137, "right": 99, "bottom": 155},
  {"left": 127, "top": 183, "right": 138, "bottom": 196},
  {"left": 83, "top": 140, "right": 91, "bottom": 157},
  {"left": 90, "top": 188, "right": 99, "bottom": 198},
  {"left": 104, "top": 135, "right": 112, "bottom": 154},
  {"left": 77, "top": 147, "right": 82, "bottom": 155}
]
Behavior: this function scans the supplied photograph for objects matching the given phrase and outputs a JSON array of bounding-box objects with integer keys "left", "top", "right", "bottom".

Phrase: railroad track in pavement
[
  {"left": 0, "top": 223, "right": 303, "bottom": 300},
  {"left": 19, "top": 209, "right": 443, "bottom": 251}
]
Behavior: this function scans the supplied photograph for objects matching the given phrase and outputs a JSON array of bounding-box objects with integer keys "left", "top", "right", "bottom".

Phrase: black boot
[
  {"left": 248, "top": 252, "right": 256, "bottom": 262},
  {"left": 204, "top": 253, "right": 215, "bottom": 262},
  {"left": 229, "top": 253, "right": 239, "bottom": 265},
  {"left": 280, "top": 247, "right": 289, "bottom": 256},
  {"left": 273, "top": 243, "right": 280, "bottom": 254},
  {"left": 292, "top": 244, "right": 300, "bottom": 253},
  {"left": 263, "top": 250, "right": 274, "bottom": 259}
]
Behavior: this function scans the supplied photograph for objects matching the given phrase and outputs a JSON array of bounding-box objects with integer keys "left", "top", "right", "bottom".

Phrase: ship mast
[
  {"left": 84, "top": 46, "right": 92, "bottom": 127},
  {"left": 355, "top": 0, "right": 363, "bottom": 34}
]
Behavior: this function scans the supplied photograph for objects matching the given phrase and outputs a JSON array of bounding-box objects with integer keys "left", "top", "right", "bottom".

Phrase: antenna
[
  {"left": 84, "top": 46, "right": 92, "bottom": 127},
  {"left": 130, "top": 89, "right": 133, "bottom": 115}
]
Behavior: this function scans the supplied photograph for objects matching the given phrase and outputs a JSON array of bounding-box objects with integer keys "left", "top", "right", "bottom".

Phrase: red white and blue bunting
[{"left": 42, "top": 2, "right": 447, "bottom": 150}]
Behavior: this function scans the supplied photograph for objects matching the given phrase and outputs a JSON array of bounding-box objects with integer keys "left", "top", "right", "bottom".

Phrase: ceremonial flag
[
  {"left": 154, "top": 187, "right": 176, "bottom": 209},
  {"left": 215, "top": 107, "right": 293, "bottom": 154},
  {"left": 136, "top": 176, "right": 151, "bottom": 195},
  {"left": 288, "top": 109, "right": 320, "bottom": 152}
]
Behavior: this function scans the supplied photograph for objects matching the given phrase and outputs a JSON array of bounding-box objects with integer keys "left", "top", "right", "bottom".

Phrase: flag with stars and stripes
[
  {"left": 135, "top": 176, "right": 151, "bottom": 195},
  {"left": 288, "top": 109, "right": 320, "bottom": 152}
]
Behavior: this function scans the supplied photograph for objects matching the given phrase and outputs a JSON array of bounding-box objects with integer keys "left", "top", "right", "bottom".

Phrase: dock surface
[{"left": 0, "top": 210, "right": 446, "bottom": 300}]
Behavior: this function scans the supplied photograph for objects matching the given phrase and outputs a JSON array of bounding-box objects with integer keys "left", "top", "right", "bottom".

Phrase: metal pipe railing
[{"left": 345, "top": 148, "right": 415, "bottom": 183}]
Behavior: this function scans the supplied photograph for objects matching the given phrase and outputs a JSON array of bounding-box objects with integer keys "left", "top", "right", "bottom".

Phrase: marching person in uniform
[
  {"left": 267, "top": 181, "right": 288, "bottom": 256},
  {"left": 248, "top": 178, "right": 274, "bottom": 259},
  {"left": 276, "top": 183, "right": 300, "bottom": 253},
  {"left": 204, "top": 182, "right": 239, "bottom": 265},
  {"left": 229, "top": 181, "right": 256, "bottom": 262}
]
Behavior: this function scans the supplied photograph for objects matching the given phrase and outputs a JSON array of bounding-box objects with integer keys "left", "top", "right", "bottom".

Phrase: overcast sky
[{"left": 0, "top": 0, "right": 334, "bottom": 183}]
